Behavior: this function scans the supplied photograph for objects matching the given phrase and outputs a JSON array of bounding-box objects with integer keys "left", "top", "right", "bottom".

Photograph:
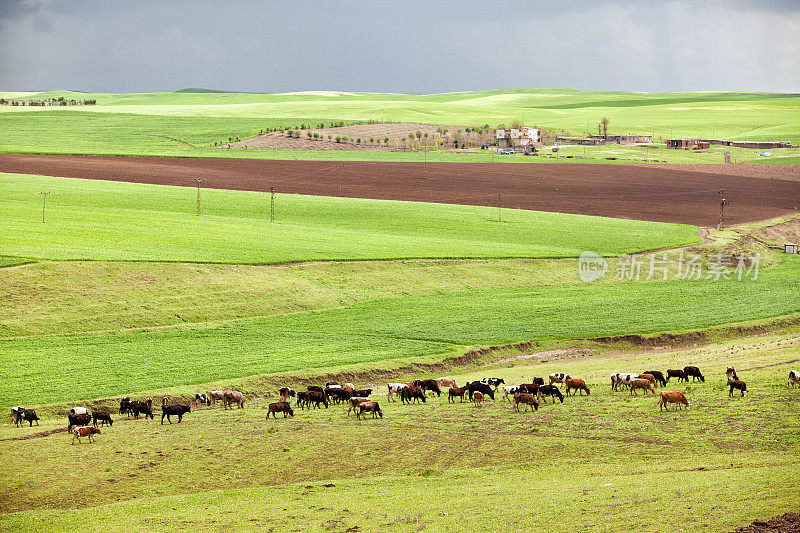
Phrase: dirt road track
[{"left": 1, "top": 154, "right": 798, "bottom": 226}]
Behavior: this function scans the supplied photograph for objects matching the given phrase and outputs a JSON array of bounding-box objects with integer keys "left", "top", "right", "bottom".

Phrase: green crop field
[
  {"left": 0, "top": 173, "right": 700, "bottom": 263},
  {"left": 1, "top": 88, "right": 798, "bottom": 161},
  {"left": 1, "top": 333, "right": 798, "bottom": 532}
]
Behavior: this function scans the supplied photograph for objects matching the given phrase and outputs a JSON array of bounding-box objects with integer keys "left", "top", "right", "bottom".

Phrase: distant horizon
[{"left": 2, "top": 87, "right": 799, "bottom": 97}]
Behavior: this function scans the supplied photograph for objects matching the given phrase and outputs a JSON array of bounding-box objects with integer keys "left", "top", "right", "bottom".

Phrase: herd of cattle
[{"left": 9, "top": 368, "right": 800, "bottom": 443}]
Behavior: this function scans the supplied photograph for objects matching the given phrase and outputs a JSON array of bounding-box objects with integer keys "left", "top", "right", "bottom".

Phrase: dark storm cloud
[{"left": 0, "top": 0, "right": 797, "bottom": 93}]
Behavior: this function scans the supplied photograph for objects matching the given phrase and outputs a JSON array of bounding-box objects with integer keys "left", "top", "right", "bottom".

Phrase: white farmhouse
[{"left": 495, "top": 127, "right": 541, "bottom": 148}]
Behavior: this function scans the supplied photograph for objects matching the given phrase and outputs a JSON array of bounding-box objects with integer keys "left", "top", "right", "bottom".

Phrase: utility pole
[
  {"left": 195, "top": 179, "right": 203, "bottom": 215},
  {"left": 40, "top": 191, "right": 49, "bottom": 223},
  {"left": 270, "top": 186, "right": 275, "bottom": 222},
  {"left": 718, "top": 189, "right": 727, "bottom": 230},
  {"left": 498, "top": 193, "right": 502, "bottom": 223}
]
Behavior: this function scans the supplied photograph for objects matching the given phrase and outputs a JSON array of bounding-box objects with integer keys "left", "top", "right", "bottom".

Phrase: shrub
[
  {"left": 328, "top": 134, "right": 332, "bottom": 140},
  {"left": 356, "top": 138, "right": 361, "bottom": 144},
  {"left": 384, "top": 137, "right": 389, "bottom": 144},
  {"left": 307, "top": 131, "right": 313, "bottom": 139},
  {"left": 335, "top": 136, "right": 341, "bottom": 143}
]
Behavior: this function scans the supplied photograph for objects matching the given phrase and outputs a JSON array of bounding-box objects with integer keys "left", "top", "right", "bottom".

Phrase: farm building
[
  {"left": 666, "top": 138, "right": 708, "bottom": 149},
  {"left": 589, "top": 134, "right": 653, "bottom": 145},
  {"left": 496, "top": 127, "right": 541, "bottom": 148}
]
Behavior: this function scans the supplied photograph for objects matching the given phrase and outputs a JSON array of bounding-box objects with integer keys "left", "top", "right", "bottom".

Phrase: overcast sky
[{"left": 1, "top": 0, "right": 798, "bottom": 94}]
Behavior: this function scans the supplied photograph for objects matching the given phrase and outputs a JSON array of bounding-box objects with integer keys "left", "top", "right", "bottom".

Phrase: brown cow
[
  {"left": 630, "top": 379, "right": 655, "bottom": 396},
  {"left": 347, "top": 397, "right": 372, "bottom": 416},
  {"left": 473, "top": 391, "right": 484, "bottom": 408},
  {"left": 639, "top": 374, "right": 658, "bottom": 387},
  {"left": 356, "top": 401, "right": 383, "bottom": 419},
  {"left": 223, "top": 391, "right": 245, "bottom": 409},
  {"left": 448, "top": 387, "right": 467, "bottom": 403},
  {"left": 72, "top": 425, "right": 100, "bottom": 444},
  {"left": 513, "top": 393, "right": 539, "bottom": 412},
  {"left": 267, "top": 402, "right": 294, "bottom": 418},
  {"left": 658, "top": 391, "right": 690, "bottom": 411},
  {"left": 565, "top": 378, "right": 590, "bottom": 396},
  {"left": 437, "top": 377, "right": 457, "bottom": 389}
]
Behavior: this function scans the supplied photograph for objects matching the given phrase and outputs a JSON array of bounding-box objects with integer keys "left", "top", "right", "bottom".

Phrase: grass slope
[
  {"left": 0, "top": 173, "right": 700, "bottom": 263},
  {"left": 1, "top": 334, "right": 797, "bottom": 532},
  {"left": 2, "top": 258, "right": 798, "bottom": 406}
]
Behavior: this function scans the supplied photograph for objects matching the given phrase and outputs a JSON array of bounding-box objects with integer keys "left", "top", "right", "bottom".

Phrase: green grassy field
[
  {"left": 1, "top": 89, "right": 797, "bottom": 161},
  {"left": 2, "top": 255, "right": 798, "bottom": 407},
  {"left": 0, "top": 173, "right": 700, "bottom": 263},
  {"left": 1, "top": 333, "right": 797, "bottom": 532}
]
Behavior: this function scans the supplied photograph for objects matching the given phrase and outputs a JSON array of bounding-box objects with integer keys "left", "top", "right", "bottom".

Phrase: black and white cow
[
  {"left": 537, "top": 384, "right": 564, "bottom": 403},
  {"left": 549, "top": 373, "right": 571, "bottom": 385},
  {"left": 480, "top": 378, "right": 505, "bottom": 390},
  {"left": 789, "top": 370, "right": 800, "bottom": 389},
  {"left": 17, "top": 409, "right": 40, "bottom": 427}
]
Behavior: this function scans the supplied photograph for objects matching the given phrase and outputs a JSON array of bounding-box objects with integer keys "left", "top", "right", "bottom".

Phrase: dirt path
[{"left": 1, "top": 154, "right": 799, "bottom": 225}]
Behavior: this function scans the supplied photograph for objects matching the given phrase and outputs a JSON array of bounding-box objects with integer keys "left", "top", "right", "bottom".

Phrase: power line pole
[
  {"left": 270, "top": 186, "right": 275, "bottom": 222},
  {"left": 718, "top": 189, "right": 726, "bottom": 230},
  {"left": 40, "top": 191, "right": 49, "bottom": 223},
  {"left": 195, "top": 179, "right": 203, "bottom": 214},
  {"left": 498, "top": 193, "right": 502, "bottom": 223}
]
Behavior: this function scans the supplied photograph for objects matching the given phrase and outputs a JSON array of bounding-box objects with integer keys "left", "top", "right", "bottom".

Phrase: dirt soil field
[
  {"left": 229, "top": 123, "right": 473, "bottom": 151},
  {"left": 733, "top": 513, "right": 800, "bottom": 533},
  {"left": 651, "top": 162, "right": 800, "bottom": 181},
  {"left": 1, "top": 154, "right": 799, "bottom": 226}
]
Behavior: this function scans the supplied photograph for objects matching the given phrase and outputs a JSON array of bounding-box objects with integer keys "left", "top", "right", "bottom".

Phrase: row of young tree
[{"left": 0, "top": 97, "right": 97, "bottom": 106}]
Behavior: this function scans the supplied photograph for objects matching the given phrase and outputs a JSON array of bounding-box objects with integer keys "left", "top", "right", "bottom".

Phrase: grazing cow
[
  {"left": 72, "top": 425, "right": 100, "bottom": 444},
  {"left": 684, "top": 366, "right": 705, "bottom": 383},
  {"left": 517, "top": 383, "right": 540, "bottom": 396},
  {"left": 17, "top": 409, "right": 39, "bottom": 427},
  {"left": 306, "top": 390, "right": 329, "bottom": 409},
  {"left": 549, "top": 373, "right": 571, "bottom": 386},
  {"left": 223, "top": 391, "right": 245, "bottom": 409},
  {"left": 131, "top": 402, "right": 154, "bottom": 420},
  {"left": 325, "top": 382, "right": 340, "bottom": 389},
  {"left": 473, "top": 391, "right": 484, "bottom": 408},
  {"left": 195, "top": 393, "right": 211, "bottom": 406},
  {"left": 417, "top": 380, "right": 441, "bottom": 397},
  {"left": 436, "top": 377, "right": 457, "bottom": 389},
  {"left": 351, "top": 388, "right": 373, "bottom": 399},
  {"left": 629, "top": 379, "right": 655, "bottom": 396},
  {"left": 326, "top": 388, "right": 351, "bottom": 404},
  {"left": 296, "top": 391, "right": 311, "bottom": 409},
  {"left": 532, "top": 377, "right": 545, "bottom": 386},
  {"left": 10, "top": 406, "right": 24, "bottom": 425},
  {"left": 92, "top": 411, "right": 113, "bottom": 427},
  {"left": 347, "top": 397, "right": 372, "bottom": 416},
  {"left": 513, "top": 393, "right": 539, "bottom": 412},
  {"left": 307, "top": 386, "right": 324, "bottom": 394},
  {"left": 611, "top": 373, "right": 638, "bottom": 391},
  {"left": 400, "top": 386, "right": 426, "bottom": 404},
  {"left": 387, "top": 383, "right": 409, "bottom": 402},
  {"left": 639, "top": 374, "right": 658, "bottom": 387},
  {"left": 448, "top": 386, "right": 467, "bottom": 403},
  {"left": 466, "top": 381, "right": 495, "bottom": 400},
  {"left": 726, "top": 366, "right": 738, "bottom": 380},
  {"left": 279, "top": 387, "right": 296, "bottom": 402},
  {"left": 642, "top": 370, "right": 667, "bottom": 387},
  {"left": 267, "top": 402, "right": 294, "bottom": 418},
  {"left": 356, "top": 401, "right": 383, "bottom": 420},
  {"left": 728, "top": 379, "right": 748, "bottom": 397},
  {"left": 161, "top": 404, "right": 191, "bottom": 424},
  {"left": 658, "top": 391, "right": 690, "bottom": 411},
  {"left": 68, "top": 411, "right": 92, "bottom": 430},
  {"left": 480, "top": 378, "right": 505, "bottom": 390},
  {"left": 537, "top": 385, "right": 564, "bottom": 403},
  {"left": 502, "top": 386, "right": 523, "bottom": 401},
  {"left": 565, "top": 378, "right": 590, "bottom": 396},
  {"left": 788, "top": 370, "right": 800, "bottom": 389},
  {"left": 119, "top": 397, "right": 131, "bottom": 415},
  {"left": 209, "top": 391, "right": 225, "bottom": 406},
  {"left": 666, "top": 369, "right": 687, "bottom": 383}
]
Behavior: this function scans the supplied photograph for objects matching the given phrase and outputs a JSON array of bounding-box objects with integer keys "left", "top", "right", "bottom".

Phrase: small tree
[
  {"left": 601, "top": 117, "right": 610, "bottom": 139},
  {"left": 510, "top": 119, "right": 523, "bottom": 130},
  {"left": 415, "top": 131, "right": 422, "bottom": 140},
  {"left": 370, "top": 137, "right": 374, "bottom": 143},
  {"left": 328, "top": 134, "right": 333, "bottom": 140},
  {"left": 384, "top": 137, "right": 389, "bottom": 144},
  {"left": 356, "top": 138, "right": 361, "bottom": 144},
  {"left": 496, "top": 124, "right": 506, "bottom": 130},
  {"left": 335, "top": 136, "right": 342, "bottom": 143},
  {"left": 307, "top": 131, "right": 313, "bottom": 139}
]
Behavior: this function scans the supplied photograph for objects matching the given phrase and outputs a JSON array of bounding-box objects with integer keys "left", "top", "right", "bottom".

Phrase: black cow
[
  {"left": 161, "top": 404, "right": 191, "bottom": 424},
  {"left": 417, "top": 380, "right": 441, "bottom": 397},
  {"left": 92, "top": 411, "right": 113, "bottom": 427},
  {"left": 17, "top": 409, "right": 40, "bottom": 427},
  {"left": 642, "top": 370, "right": 667, "bottom": 387},
  {"left": 306, "top": 391, "right": 329, "bottom": 409},
  {"left": 684, "top": 366, "right": 705, "bottom": 383},
  {"left": 400, "top": 386, "right": 427, "bottom": 404},
  {"left": 466, "top": 381, "right": 495, "bottom": 400},
  {"left": 130, "top": 401, "right": 154, "bottom": 419},
  {"left": 351, "top": 388, "right": 373, "bottom": 398},
  {"left": 326, "top": 388, "right": 351, "bottom": 404},
  {"left": 537, "top": 384, "right": 564, "bottom": 403},
  {"left": 68, "top": 413, "right": 92, "bottom": 430},
  {"left": 119, "top": 397, "right": 131, "bottom": 415}
]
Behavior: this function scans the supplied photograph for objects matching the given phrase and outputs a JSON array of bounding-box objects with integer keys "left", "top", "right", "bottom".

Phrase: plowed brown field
[{"left": 1, "top": 154, "right": 798, "bottom": 226}]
